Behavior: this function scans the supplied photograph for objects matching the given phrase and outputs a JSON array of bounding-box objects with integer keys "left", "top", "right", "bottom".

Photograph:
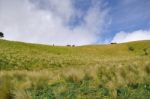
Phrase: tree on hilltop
[{"left": 0, "top": 32, "right": 4, "bottom": 38}]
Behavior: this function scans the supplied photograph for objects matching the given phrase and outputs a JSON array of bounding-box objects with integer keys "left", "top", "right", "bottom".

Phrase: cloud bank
[
  {"left": 0, "top": 0, "right": 108, "bottom": 45},
  {"left": 112, "top": 30, "right": 150, "bottom": 43}
]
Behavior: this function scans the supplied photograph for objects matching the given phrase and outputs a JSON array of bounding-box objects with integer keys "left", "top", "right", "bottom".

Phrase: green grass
[{"left": 0, "top": 39, "right": 150, "bottom": 99}]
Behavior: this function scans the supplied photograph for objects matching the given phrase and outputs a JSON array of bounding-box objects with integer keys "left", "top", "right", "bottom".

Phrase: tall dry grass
[{"left": 0, "top": 56, "right": 150, "bottom": 98}]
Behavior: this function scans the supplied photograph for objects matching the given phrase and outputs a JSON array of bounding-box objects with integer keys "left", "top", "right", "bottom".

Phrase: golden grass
[{"left": 1, "top": 56, "right": 150, "bottom": 98}]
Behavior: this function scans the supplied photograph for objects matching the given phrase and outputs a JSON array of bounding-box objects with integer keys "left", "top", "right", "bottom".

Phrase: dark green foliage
[
  {"left": 116, "top": 84, "right": 150, "bottom": 99},
  {"left": 27, "top": 80, "right": 150, "bottom": 99},
  {"left": 27, "top": 80, "right": 110, "bottom": 99},
  {"left": 0, "top": 32, "right": 4, "bottom": 38},
  {"left": 143, "top": 48, "right": 148, "bottom": 55},
  {"left": 128, "top": 46, "right": 134, "bottom": 51}
]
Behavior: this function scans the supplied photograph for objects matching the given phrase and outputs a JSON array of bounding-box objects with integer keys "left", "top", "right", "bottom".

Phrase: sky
[{"left": 0, "top": 0, "right": 150, "bottom": 45}]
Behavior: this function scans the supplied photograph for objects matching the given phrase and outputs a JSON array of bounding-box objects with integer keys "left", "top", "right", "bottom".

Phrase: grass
[{"left": 0, "top": 39, "right": 150, "bottom": 99}]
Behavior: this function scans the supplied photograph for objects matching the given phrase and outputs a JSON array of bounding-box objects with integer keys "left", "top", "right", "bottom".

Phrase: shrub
[
  {"left": 128, "top": 46, "right": 134, "bottom": 51},
  {"left": 143, "top": 48, "right": 148, "bottom": 56}
]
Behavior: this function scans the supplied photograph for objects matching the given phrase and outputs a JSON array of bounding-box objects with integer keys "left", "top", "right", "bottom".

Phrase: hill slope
[
  {"left": 0, "top": 39, "right": 150, "bottom": 70},
  {"left": 0, "top": 39, "right": 150, "bottom": 99}
]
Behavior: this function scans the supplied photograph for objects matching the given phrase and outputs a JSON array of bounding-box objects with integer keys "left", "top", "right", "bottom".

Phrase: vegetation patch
[{"left": 0, "top": 40, "right": 150, "bottom": 99}]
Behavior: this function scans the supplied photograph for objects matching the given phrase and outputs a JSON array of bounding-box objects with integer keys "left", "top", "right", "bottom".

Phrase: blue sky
[
  {"left": 0, "top": 0, "right": 150, "bottom": 45},
  {"left": 107, "top": 0, "right": 150, "bottom": 34},
  {"left": 98, "top": 0, "right": 150, "bottom": 42}
]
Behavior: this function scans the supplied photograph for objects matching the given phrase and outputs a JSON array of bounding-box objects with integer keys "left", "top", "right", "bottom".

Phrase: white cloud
[
  {"left": 112, "top": 30, "right": 150, "bottom": 43},
  {"left": 0, "top": 0, "right": 108, "bottom": 45}
]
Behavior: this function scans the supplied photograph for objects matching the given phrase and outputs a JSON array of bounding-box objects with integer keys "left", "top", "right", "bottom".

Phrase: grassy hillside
[{"left": 0, "top": 39, "right": 150, "bottom": 99}]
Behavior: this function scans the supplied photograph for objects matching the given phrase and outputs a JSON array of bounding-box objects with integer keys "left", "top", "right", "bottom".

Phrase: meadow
[{"left": 0, "top": 39, "right": 150, "bottom": 99}]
